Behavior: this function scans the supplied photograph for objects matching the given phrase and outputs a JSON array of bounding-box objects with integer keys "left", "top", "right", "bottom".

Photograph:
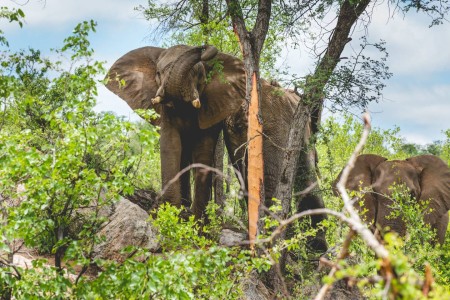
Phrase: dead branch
[
  {"left": 422, "top": 263, "right": 434, "bottom": 297},
  {"left": 314, "top": 229, "right": 355, "bottom": 300}
]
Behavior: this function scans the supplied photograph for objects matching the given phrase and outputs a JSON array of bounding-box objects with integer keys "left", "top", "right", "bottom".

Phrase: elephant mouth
[
  {"left": 151, "top": 45, "right": 217, "bottom": 109},
  {"left": 151, "top": 95, "right": 201, "bottom": 109}
]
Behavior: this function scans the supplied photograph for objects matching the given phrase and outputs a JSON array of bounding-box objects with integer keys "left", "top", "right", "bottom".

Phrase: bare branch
[
  {"left": 314, "top": 229, "right": 355, "bottom": 300},
  {"left": 334, "top": 112, "right": 389, "bottom": 259}
]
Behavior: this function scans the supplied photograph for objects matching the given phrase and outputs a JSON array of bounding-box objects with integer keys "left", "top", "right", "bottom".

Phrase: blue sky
[{"left": 3, "top": 0, "right": 450, "bottom": 145}]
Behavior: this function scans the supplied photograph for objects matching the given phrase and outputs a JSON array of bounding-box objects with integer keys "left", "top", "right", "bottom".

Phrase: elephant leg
[
  {"left": 424, "top": 200, "right": 449, "bottom": 244},
  {"left": 355, "top": 194, "right": 377, "bottom": 230},
  {"left": 191, "top": 125, "right": 221, "bottom": 219},
  {"left": 180, "top": 146, "right": 192, "bottom": 208},
  {"left": 223, "top": 120, "right": 248, "bottom": 214},
  {"left": 159, "top": 122, "right": 183, "bottom": 207}
]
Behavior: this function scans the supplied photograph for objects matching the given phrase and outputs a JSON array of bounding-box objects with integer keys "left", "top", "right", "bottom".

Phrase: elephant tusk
[
  {"left": 151, "top": 96, "right": 162, "bottom": 104},
  {"left": 192, "top": 99, "right": 201, "bottom": 108}
]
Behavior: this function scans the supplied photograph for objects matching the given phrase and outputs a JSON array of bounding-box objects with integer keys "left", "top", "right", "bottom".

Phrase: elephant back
[{"left": 260, "top": 81, "right": 298, "bottom": 143}]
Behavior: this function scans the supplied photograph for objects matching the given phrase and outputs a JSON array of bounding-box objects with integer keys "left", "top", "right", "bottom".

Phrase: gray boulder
[
  {"left": 93, "top": 197, "right": 159, "bottom": 262},
  {"left": 240, "top": 272, "right": 271, "bottom": 300}
]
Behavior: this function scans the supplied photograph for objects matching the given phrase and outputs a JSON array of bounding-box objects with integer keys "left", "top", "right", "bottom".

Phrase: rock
[
  {"left": 124, "top": 188, "right": 158, "bottom": 212},
  {"left": 240, "top": 272, "right": 271, "bottom": 300},
  {"left": 93, "top": 197, "right": 159, "bottom": 262},
  {"left": 325, "top": 279, "right": 365, "bottom": 300},
  {"left": 219, "top": 228, "right": 247, "bottom": 246}
]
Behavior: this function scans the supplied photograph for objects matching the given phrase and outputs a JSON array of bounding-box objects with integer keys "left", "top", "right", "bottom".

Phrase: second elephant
[{"left": 334, "top": 154, "right": 450, "bottom": 244}]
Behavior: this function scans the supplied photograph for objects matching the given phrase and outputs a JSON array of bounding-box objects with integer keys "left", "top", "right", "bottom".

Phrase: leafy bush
[
  {"left": 0, "top": 18, "right": 162, "bottom": 296},
  {"left": 72, "top": 204, "right": 269, "bottom": 299}
]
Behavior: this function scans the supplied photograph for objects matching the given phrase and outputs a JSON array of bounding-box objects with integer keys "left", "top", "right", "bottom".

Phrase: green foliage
[
  {"left": 87, "top": 204, "right": 269, "bottom": 300},
  {"left": 0, "top": 7, "right": 24, "bottom": 46},
  {"left": 326, "top": 38, "right": 393, "bottom": 110},
  {"left": 385, "top": 184, "right": 450, "bottom": 286},
  {"left": 442, "top": 130, "right": 450, "bottom": 164},
  {"left": 316, "top": 113, "right": 409, "bottom": 191},
  {"left": 398, "top": 0, "right": 450, "bottom": 26},
  {"left": 1, "top": 204, "right": 268, "bottom": 299},
  {"left": 136, "top": 0, "right": 283, "bottom": 78},
  {"left": 399, "top": 136, "right": 450, "bottom": 160},
  {"left": 0, "top": 19, "right": 162, "bottom": 296}
]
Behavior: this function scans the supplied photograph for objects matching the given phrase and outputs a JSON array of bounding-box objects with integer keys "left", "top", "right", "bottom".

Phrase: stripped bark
[{"left": 247, "top": 72, "right": 264, "bottom": 247}]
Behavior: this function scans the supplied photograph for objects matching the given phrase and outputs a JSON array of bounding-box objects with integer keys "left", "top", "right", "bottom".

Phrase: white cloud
[
  {"left": 5, "top": 0, "right": 147, "bottom": 28},
  {"left": 368, "top": 5, "right": 450, "bottom": 76},
  {"left": 369, "top": 82, "right": 450, "bottom": 144},
  {"left": 400, "top": 132, "right": 431, "bottom": 145}
]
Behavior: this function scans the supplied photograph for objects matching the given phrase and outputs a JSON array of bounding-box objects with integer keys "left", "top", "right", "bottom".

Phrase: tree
[{"left": 224, "top": 0, "right": 271, "bottom": 250}]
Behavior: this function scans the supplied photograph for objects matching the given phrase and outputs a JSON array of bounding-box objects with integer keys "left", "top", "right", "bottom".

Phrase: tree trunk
[
  {"left": 225, "top": 0, "right": 271, "bottom": 249},
  {"left": 276, "top": 0, "right": 371, "bottom": 218},
  {"left": 271, "top": 0, "right": 372, "bottom": 289}
]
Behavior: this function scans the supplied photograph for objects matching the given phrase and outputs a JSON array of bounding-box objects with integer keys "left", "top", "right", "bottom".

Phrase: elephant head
[
  {"left": 334, "top": 154, "right": 450, "bottom": 244},
  {"left": 105, "top": 45, "right": 245, "bottom": 129}
]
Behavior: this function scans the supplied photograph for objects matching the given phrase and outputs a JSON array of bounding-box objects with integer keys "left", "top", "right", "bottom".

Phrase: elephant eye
[{"left": 156, "top": 71, "right": 161, "bottom": 85}]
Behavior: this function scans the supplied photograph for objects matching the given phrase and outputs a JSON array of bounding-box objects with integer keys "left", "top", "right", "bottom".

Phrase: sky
[{"left": 2, "top": 0, "right": 450, "bottom": 145}]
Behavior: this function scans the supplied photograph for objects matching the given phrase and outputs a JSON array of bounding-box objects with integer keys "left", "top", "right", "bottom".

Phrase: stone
[
  {"left": 219, "top": 228, "right": 247, "bottom": 246},
  {"left": 240, "top": 272, "right": 271, "bottom": 300},
  {"left": 93, "top": 197, "right": 159, "bottom": 262}
]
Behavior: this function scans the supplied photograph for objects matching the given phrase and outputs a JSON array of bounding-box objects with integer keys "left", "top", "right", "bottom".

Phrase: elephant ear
[
  {"left": 105, "top": 46, "right": 164, "bottom": 111},
  {"left": 407, "top": 155, "right": 450, "bottom": 213},
  {"left": 199, "top": 53, "right": 246, "bottom": 129},
  {"left": 333, "top": 154, "right": 387, "bottom": 194}
]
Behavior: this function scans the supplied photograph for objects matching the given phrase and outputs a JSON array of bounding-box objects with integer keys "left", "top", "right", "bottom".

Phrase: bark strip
[{"left": 247, "top": 72, "right": 264, "bottom": 248}]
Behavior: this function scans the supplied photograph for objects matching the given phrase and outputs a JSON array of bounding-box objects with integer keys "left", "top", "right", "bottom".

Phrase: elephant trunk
[{"left": 164, "top": 46, "right": 218, "bottom": 105}]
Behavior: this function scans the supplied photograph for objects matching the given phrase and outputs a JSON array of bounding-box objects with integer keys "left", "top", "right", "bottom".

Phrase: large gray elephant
[
  {"left": 334, "top": 154, "right": 450, "bottom": 244},
  {"left": 105, "top": 44, "right": 327, "bottom": 249}
]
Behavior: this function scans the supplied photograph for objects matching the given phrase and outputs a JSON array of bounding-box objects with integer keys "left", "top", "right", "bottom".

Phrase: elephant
[
  {"left": 333, "top": 154, "right": 450, "bottom": 244},
  {"left": 105, "top": 44, "right": 327, "bottom": 250}
]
